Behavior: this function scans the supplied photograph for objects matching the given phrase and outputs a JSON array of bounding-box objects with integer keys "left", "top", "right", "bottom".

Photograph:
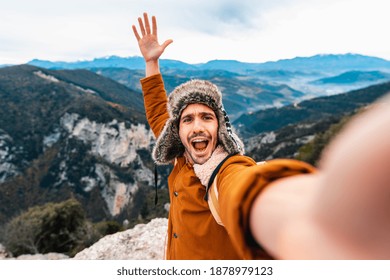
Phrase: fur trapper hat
[{"left": 153, "top": 79, "right": 244, "bottom": 165}]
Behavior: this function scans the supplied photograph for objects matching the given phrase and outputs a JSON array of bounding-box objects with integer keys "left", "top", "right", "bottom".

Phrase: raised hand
[{"left": 132, "top": 13, "right": 173, "bottom": 63}]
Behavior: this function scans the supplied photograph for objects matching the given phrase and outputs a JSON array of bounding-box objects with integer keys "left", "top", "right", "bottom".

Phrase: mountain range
[
  {"left": 240, "top": 81, "right": 390, "bottom": 163},
  {"left": 1, "top": 53, "right": 390, "bottom": 230},
  {"left": 28, "top": 53, "right": 390, "bottom": 74},
  {"left": 0, "top": 64, "right": 170, "bottom": 227},
  {"left": 28, "top": 53, "right": 390, "bottom": 118}
]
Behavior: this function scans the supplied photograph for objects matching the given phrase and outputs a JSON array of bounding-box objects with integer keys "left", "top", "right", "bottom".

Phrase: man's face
[{"left": 179, "top": 103, "right": 219, "bottom": 165}]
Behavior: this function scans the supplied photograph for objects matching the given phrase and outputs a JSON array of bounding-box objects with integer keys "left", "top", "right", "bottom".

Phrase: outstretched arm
[
  {"left": 132, "top": 13, "right": 172, "bottom": 138},
  {"left": 132, "top": 13, "right": 173, "bottom": 77},
  {"left": 250, "top": 95, "right": 390, "bottom": 259}
]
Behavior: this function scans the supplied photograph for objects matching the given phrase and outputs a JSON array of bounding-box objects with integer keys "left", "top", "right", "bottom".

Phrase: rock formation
[{"left": 0, "top": 218, "right": 168, "bottom": 260}]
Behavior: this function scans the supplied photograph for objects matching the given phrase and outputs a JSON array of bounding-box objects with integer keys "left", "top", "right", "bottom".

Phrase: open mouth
[{"left": 191, "top": 139, "right": 209, "bottom": 152}]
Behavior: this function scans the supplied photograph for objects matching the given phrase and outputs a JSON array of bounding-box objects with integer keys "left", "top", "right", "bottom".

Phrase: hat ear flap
[
  {"left": 152, "top": 119, "right": 184, "bottom": 164},
  {"left": 166, "top": 121, "right": 185, "bottom": 160},
  {"left": 216, "top": 108, "right": 245, "bottom": 155}
]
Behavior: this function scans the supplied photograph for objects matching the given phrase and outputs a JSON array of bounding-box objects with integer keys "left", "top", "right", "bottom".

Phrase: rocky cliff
[{"left": 0, "top": 65, "right": 169, "bottom": 226}]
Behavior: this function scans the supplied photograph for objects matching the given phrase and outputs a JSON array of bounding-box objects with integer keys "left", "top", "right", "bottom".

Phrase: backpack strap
[
  {"left": 204, "top": 153, "right": 236, "bottom": 201},
  {"left": 208, "top": 174, "right": 224, "bottom": 226},
  {"left": 205, "top": 158, "right": 266, "bottom": 227},
  {"left": 203, "top": 153, "right": 236, "bottom": 226}
]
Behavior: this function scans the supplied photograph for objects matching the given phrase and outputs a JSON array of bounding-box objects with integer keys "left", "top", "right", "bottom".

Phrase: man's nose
[{"left": 192, "top": 118, "right": 205, "bottom": 133}]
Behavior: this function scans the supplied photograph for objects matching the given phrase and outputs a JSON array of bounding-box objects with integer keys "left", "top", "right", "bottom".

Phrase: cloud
[
  {"left": 154, "top": 0, "right": 288, "bottom": 36},
  {"left": 1, "top": 0, "right": 390, "bottom": 64}
]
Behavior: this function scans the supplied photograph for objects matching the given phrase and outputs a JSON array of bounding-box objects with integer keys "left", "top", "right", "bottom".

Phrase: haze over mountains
[
  {"left": 27, "top": 53, "right": 390, "bottom": 73},
  {"left": 28, "top": 53, "right": 390, "bottom": 118},
  {"left": 0, "top": 53, "right": 389, "bottom": 229}
]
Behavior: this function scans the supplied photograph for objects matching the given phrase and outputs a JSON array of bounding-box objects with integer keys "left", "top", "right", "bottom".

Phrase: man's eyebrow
[
  {"left": 180, "top": 112, "right": 194, "bottom": 119},
  {"left": 200, "top": 112, "right": 217, "bottom": 118},
  {"left": 196, "top": 111, "right": 216, "bottom": 117},
  {"left": 181, "top": 111, "right": 216, "bottom": 120}
]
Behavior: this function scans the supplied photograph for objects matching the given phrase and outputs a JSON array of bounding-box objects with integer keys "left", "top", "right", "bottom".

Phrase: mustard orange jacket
[{"left": 141, "top": 74, "right": 315, "bottom": 259}]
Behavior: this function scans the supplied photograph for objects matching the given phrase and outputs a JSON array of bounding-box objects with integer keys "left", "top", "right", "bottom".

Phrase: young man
[{"left": 132, "top": 13, "right": 390, "bottom": 259}]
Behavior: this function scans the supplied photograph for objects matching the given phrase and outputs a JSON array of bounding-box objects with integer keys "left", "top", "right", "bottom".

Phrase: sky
[{"left": 1, "top": 0, "right": 389, "bottom": 65}]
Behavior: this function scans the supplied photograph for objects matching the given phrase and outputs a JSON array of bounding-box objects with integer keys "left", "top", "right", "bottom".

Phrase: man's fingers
[
  {"left": 161, "top": 39, "right": 173, "bottom": 50},
  {"left": 138, "top": 17, "right": 146, "bottom": 36},
  {"left": 144, "top": 12, "right": 151, "bottom": 34},
  {"left": 133, "top": 13, "right": 170, "bottom": 49},
  {"left": 152, "top": 16, "right": 157, "bottom": 35},
  {"left": 132, "top": 25, "right": 141, "bottom": 41}
]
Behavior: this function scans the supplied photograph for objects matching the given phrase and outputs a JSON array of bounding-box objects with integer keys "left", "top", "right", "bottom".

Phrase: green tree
[{"left": 3, "top": 198, "right": 90, "bottom": 257}]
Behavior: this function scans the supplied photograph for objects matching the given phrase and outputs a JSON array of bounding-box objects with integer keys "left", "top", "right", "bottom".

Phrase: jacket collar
[{"left": 193, "top": 145, "right": 228, "bottom": 187}]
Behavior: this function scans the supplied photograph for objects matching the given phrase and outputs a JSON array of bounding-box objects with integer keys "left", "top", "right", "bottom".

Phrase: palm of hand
[{"left": 139, "top": 36, "right": 164, "bottom": 62}]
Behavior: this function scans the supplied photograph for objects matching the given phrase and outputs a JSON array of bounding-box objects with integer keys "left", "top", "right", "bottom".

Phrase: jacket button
[
  {"left": 174, "top": 191, "right": 178, "bottom": 197},
  {"left": 173, "top": 233, "right": 178, "bottom": 238}
]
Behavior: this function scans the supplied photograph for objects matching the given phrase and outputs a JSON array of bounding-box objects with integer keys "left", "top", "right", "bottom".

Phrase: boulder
[{"left": 74, "top": 218, "right": 167, "bottom": 260}]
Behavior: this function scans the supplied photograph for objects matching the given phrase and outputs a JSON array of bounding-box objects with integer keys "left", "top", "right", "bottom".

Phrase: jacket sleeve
[
  {"left": 216, "top": 157, "right": 317, "bottom": 259},
  {"left": 140, "top": 74, "right": 169, "bottom": 138}
]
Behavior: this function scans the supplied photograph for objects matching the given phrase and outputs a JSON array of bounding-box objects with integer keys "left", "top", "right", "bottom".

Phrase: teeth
[{"left": 192, "top": 139, "right": 205, "bottom": 142}]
